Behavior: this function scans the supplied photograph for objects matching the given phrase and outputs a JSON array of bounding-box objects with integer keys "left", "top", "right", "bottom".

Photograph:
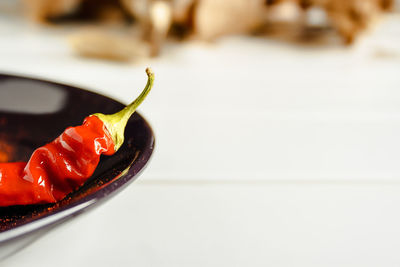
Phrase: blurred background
[{"left": 1, "top": 0, "right": 400, "bottom": 266}]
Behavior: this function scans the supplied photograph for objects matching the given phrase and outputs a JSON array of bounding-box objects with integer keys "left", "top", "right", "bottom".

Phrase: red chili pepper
[{"left": 0, "top": 68, "right": 154, "bottom": 207}]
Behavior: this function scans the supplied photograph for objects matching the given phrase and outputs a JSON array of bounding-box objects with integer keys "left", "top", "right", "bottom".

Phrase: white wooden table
[{"left": 1, "top": 10, "right": 400, "bottom": 267}]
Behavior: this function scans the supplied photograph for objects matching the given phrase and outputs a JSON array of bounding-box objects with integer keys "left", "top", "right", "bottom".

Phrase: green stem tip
[{"left": 93, "top": 68, "right": 154, "bottom": 151}]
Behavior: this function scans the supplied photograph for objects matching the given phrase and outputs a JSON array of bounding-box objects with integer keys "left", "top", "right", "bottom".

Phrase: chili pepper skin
[
  {"left": 0, "top": 68, "right": 154, "bottom": 207},
  {"left": 0, "top": 116, "right": 114, "bottom": 206}
]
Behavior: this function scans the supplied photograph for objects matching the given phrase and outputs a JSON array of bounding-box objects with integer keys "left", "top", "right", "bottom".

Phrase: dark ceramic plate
[{"left": 0, "top": 74, "right": 154, "bottom": 259}]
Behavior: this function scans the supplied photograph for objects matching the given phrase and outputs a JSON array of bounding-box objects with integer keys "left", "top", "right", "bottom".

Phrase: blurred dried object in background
[
  {"left": 23, "top": 0, "right": 82, "bottom": 21},
  {"left": 299, "top": 0, "right": 394, "bottom": 43},
  {"left": 23, "top": 0, "right": 394, "bottom": 60},
  {"left": 69, "top": 28, "right": 150, "bottom": 61}
]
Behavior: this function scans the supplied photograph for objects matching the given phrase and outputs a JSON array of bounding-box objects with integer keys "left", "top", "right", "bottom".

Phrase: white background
[{"left": 1, "top": 5, "right": 400, "bottom": 267}]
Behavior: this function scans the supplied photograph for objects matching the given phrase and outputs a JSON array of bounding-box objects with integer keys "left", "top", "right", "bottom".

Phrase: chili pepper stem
[{"left": 93, "top": 68, "right": 154, "bottom": 152}]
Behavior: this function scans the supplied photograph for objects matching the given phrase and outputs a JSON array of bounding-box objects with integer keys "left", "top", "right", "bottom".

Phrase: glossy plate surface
[{"left": 0, "top": 74, "right": 154, "bottom": 259}]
